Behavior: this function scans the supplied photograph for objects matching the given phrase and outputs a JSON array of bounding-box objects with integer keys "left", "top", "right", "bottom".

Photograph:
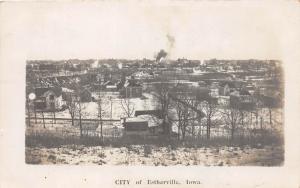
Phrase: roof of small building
[
  {"left": 124, "top": 79, "right": 142, "bottom": 88},
  {"left": 124, "top": 117, "right": 147, "bottom": 123},
  {"left": 200, "top": 72, "right": 233, "bottom": 80},
  {"left": 124, "top": 115, "right": 162, "bottom": 127},
  {"left": 103, "top": 80, "right": 117, "bottom": 86},
  {"left": 35, "top": 87, "right": 62, "bottom": 98},
  {"left": 135, "top": 110, "right": 163, "bottom": 118},
  {"left": 240, "top": 89, "right": 251, "bottom": 95},
  {"left": 62, "top": 87, "right": 74, "bottom": 93},
  {"left": 139, "top": 115, "right": 163, "bottom": 127},
  {"left": 220, "top": 81, "right": 243, "bottom": 88}
]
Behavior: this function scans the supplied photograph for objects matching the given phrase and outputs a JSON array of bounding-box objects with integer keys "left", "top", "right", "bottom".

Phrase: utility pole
[
  {"left": 110, "top": 96, "right": 113, "bottom": 119},
  {"left": 53, "top": 102, "right": 56, "bottom": 124},
  {"left": 28, "top": 93, "right": 37, "bottom": 126},
  {"left": 26, "top": 99, "right": 31, "bottom": 127},
  {"left": 42, "top": 111, "right": 45, "bottom": 128},
  {"left": 97, "top": 91, "right": 104, "bottom": 142},
  {"left": 34, "top": 103, "right": 37, "bottom": 123}
]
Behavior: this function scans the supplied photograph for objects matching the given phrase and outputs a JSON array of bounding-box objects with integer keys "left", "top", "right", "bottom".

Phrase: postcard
[{"left": 0, "top": 1, "right": 300, "bottom": 188}]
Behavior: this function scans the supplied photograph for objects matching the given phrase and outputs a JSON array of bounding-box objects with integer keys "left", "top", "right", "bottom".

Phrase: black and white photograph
[{"left": 25, "top": 53, "right": 284, "bottom": 166}]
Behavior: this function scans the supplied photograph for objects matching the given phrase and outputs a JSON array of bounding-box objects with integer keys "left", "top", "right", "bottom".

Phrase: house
[
  {"left": 61, "top": 87, "right": 75, "bottom": 102},
  {"left": 209, "top": 82, "right": 220, "bottom": 97},
  {"left": 120, "top": 79, "right": 142, "bottom": 98},
  {"left": 218, "top": 96, "right": 230, "bottom": 106},
  {"left": 131, "top": 71, "right": 154, "bottom": 80},
  {"left": 219, "top": 83, "right": 231, "bottom": 96},
  {"left": 193, "top": 87, "right": 210, "bottom": 101},
  {"left": 219, "top": 81, "right": 244, "bottom": 96},
  {"left": 245, "top": 83, "right": 256, "bottom": 95},
  {"left": 230, "top": 89, "right": 255, "bottom": 110},
  {"left": 79, "top": 88, "right": 92, "bottom": 102},
  {"left": 198, "top": 81, "right": 208, "bottom": 87},
  {"left": 61, "top": 86, "right": 92, "bottom": 103},
  {"left": 90, "top": 83, "right": 102, "bottom": 92},
  {"left": 34, "top": 87, "right": 63, "bottom": 111},
  {"left": 102, "top": 80, "right": 118, "bottom": 92}
]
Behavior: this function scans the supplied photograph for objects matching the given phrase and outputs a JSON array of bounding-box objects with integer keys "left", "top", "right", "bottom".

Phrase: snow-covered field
[
  {"left": 26, "top": 145, "right": 283, "bottom": 166},
  {"left": 33, "top": 92, "right": 158, "bottom": 120}
]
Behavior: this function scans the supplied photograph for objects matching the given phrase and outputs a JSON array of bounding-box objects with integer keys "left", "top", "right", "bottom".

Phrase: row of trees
[
  {"left": 153, "top": 82, "right": 280, "bottom": 141},
  {"left": 27, "top": 81, "right": 279, "bottom": 143}
]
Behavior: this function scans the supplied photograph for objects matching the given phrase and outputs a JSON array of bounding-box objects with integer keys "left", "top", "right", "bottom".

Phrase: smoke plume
[
  {"left": 155, "top": 49, "right": 168, "bottom": 62},
  {"left": 166, "top": 34, "right": 175, "bottom": 49}
]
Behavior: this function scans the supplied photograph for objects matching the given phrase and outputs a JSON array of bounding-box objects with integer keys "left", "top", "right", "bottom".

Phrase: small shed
[{"left": 123, "top": 117, "right": 148, "bottom": 132}]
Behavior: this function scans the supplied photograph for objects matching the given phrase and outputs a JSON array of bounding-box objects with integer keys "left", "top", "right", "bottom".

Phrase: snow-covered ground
[
  {"left": 26, "top": 145, "right": 283, "bottom": 166},
  {"left": 31, "top": 92, "right": 158, "bottom": 120}
]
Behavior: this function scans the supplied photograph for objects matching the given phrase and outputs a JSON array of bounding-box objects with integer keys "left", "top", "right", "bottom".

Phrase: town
[{"left": 25, "top": 51, "right": 284, "bottom": 166}]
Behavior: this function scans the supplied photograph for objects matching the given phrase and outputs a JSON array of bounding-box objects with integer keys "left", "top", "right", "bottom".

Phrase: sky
[{"left": 1, "top": 1, "right": 299, "bottom": 60}]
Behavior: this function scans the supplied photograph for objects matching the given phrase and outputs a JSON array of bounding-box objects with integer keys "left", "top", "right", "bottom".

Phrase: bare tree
[
  {"left": 66, "top": 92, "right": 83, "bottom": 137},
  {"left": 49, "top": 100, "right": 56, "bottom": 124},
  {"left": 153, "top": 82, "right": 173, "bottom": 135},
  {"left": 262, "top": 96, "right": 277, "bottom": 126},
  {"left": 76, "top": 97, "right": 83, "bottom": 137},
  {"left": 66, "top": 84, "right": 86, "bottom": 137},
  {"left": 120, "top": 98, "right": 135, "bottom": 118},
  {"left": 41, "top": 111, "right": 46, "bottom": 128},
  {"left": 66, "top": 93, "right": 77, "bottom": 126},
  {"left": 172, "top": 90, "right": 199, "bottom": 141},
  {"left": 26, "top": 99, "right": 31, "bottom": 127},
  {"left": 53, "top": 103, "right": 56, "bottom": 124},
  {"left": 201, "top": 98, "right": 218, "bottom": 140},
  {"left": 193, "top": 96, "right": 205, "bottom": 138},
  {"left": 97, "top": 98, "right": 104, "bottom": 141},
  {"left": 221, "top": 106, "right": 240, "bottom": 140},
  {"left": 96, "top": 91, "right": 108, "bottom": 142},
  {"left": 253, "top": 91, "right": 264, "bottom": 129},
  {"left": 178, "top": 101, "right": 196, "bottom": 141},
  {"left": 173, "top": 94, "right": 188, "bottom": 140}
]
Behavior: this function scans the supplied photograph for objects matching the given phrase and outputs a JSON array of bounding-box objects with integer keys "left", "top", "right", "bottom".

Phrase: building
[
  {"left": 218, "top": 96, "right": 230, "bottom": 106},
  {"left": 134, "top": 110, "right": 163, "bottom": 118},
  {"left": 102, "top": 80, "right": 118, "bottom": 92},
  {"left": 131, "top": 71, "right": 154, "bottom": 80},
  {"left": 219, "top": 83, "right": 231, "bottom": 96},
  {"left": 230, "top": 89, "right": 255, "bottom": 110},
  {"left": 33, "top": 87, "right": 63, "bottom": 111},
  {"left": 194, "top": 87, "right": 210, "bottom": 101},
  {"left": 122, "top": 117, "right": 149, "bottom": 136},
  {"left": 120, "top": 79, "right": 142, "bottom": 98},
  {"left": 219, "top": 81, "right": 244, "bottom": 96},
  {"left": 122, "top": 115, "right": 163, "bottom": 136},
  {"left": 79, "top": 88, "right": 92, "bottom": 102},
  {"left": 209, "top": 82, "right": 220, "bottom": 97}
]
